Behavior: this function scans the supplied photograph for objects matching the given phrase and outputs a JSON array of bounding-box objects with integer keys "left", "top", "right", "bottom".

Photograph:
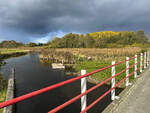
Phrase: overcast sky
[{"left": 0, "top": 0, "right": 150, "bottom": 43}]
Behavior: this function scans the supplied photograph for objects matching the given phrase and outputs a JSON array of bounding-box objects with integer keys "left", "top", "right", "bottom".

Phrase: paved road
[{"left": 114, "top": 68, "right": 150, "bottom": 113}]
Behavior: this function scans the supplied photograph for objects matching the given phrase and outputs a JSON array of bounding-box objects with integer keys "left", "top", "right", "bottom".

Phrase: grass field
[
  {"left": 0, "top": 89, "right": 7, "bottom": 113},
  {"left": 0, "top": 48, "right": 29, "bottom": 60},
  {"left": 76, "top": 56, "right": 142, "bottom": 87},
  {"left": 0, "top": 49, "right": 29, "bottom": 54},
  {"left": 38, "top": 47, "right": 147, "bottom": 88},
  {"left": 53, "top": 48, "right": 146, "bottom": 87}
]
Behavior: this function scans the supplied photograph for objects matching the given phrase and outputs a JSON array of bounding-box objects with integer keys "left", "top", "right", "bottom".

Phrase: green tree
[
  {"left": 84, "top": 34, "right": 95, "bottom": 48},
  {"left": 27, "top": 42, "right": 37, "bottom": 47},
  {"left": 47, "top": 30, "right": 149, "bottom": 48},
  {"left": 0, "top": 40, "right": 24, "bottom": 48},
  {"left": 136, "top": 30, "right": 148, "bottom": 44}
]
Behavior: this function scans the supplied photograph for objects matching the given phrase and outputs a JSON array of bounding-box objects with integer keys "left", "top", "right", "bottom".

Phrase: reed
[
  {"left": 40, "top": 48, "right": 76, "bottom": 64},
  {"left": 56, "top": 48, "right": 142, "bottom": 59},
  {"left": 39, "top": 48, "right": 146, "bottom": 87}
]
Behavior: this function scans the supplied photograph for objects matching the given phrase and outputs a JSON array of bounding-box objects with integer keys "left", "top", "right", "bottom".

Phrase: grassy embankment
[
  {"left": 0, "top": 49, "right": 29, "bottom": 59},
  {"left": 0, "top": 89, "right": 7, "bottom": 113},
  {"left": 74, "top": 48, "right": 145, "bottom": 87},
  {"left": 42, "top": 48, "right": 147, "bottom": 88},
  {"left": 0, "top": 48, "right": 29, "bottom": 113},
  {"left": 0, "top": 72, "right": 7, "bottom": 113}
]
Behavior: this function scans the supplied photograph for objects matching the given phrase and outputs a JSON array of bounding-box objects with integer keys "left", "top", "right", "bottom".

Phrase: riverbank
[
  {"left": 0, "top": 48, "right": 29, "bottom": 113},
  {"left": 39, "top": 48, "right": 144, "bottom": 88},
  {"left": 0, "top": 49, "right": 29, "bottom": 59},
  {"left": 75, "top": 58, "right": 141, "bottom": 88},
  {"left": 0, "top": 53, "right": 117, "bottom": 113},
  {"left": 2, "top": 69, "right": 15, "bottom": 113},
  {"left": 0, "top": 89, "right": 7, "bottom": 113},
  {"left": 66, "top": 58, "right": 140, "bottom": 88},
  {"left": 0, "top": 75, "right": 7, "bottom": 113}
]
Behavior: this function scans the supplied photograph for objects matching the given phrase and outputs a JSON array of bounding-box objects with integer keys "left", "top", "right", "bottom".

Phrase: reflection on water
[{"left": 0, "top": 53, "right": 123, "bottom": 113}]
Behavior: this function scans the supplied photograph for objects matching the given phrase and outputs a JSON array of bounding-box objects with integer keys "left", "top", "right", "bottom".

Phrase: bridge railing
[{"left": 0, "top": 51, "right": 149, "bottom": 113}]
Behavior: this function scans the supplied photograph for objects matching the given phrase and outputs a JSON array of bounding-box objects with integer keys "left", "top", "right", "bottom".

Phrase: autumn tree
[{"left": 47, "top": 30, "right": 149, "bottom": 48}]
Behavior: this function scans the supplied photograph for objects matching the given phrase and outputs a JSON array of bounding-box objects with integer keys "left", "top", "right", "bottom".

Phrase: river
[{"left": 0, "top": 53, "right": 123, "bottom": 113}]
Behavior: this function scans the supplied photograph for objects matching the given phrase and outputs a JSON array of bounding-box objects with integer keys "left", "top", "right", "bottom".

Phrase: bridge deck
[{"left": 113, "top": 68, "right": 150, "bottom": 113}]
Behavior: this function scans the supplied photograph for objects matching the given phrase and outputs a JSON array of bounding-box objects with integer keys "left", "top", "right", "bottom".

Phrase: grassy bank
[
  {"left": 0, "top": 89, "right": 7, "bottom": 113},
  {"left": 58, "top": 48, "right": 144, "bottom": 87},
  {"left": 0, "top": 48, "right": 29, "bottom": 112},
  {"left": 0, "top": 48, "right": 29, "bottom": 59},
  {"left": 0, "top": 74, "right": 7, "bottom": 113},
  {"left": 74, "top": 48, "right": 145, "bottom": 88},
  {"left": 39, "top": 48, "right": 147, "bottom": 87},
  {"left": 76, "top": 57, "right": 141, "bottom": 88}
]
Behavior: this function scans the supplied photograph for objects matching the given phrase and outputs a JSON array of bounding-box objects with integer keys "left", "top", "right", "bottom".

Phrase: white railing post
[
  {"left": 126, "top": 57, "right": 129, "bottom": 86},
  {"left": 134, "top": 55, "right": 137, "bottom": 78},
  {"left": 147, "top": 51, "right": 149, "bottom": 66},
  {"left": 144, "top": 52, "right": 147, "bottom": 69},
  {"left": 111, "top": 61, "right": 115, "bottom": 100},
  {"left": 126, "top": 57, "right": 131, "bottom": 86},
  {"left": 81, "top": 70, "right": 87, "bottom": 112},
  {"left": 140, "top": 53, "right": 143, "bottom": 73},
  {"left": 111, "top": 61, "right": 119, "bottom": 101}
]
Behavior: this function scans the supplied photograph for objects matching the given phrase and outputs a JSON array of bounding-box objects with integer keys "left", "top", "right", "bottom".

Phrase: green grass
[
  {"left": 0, "top": 49, "right": 29, "bottom": 60},
  {"left": 0, "top": 49, "right": 29, "bottom": 54},
  {"left": 76, "top": 56, "right": 143, "bottom": 87},
  {"left": 0, "top": 89, "right": 7, "bottom": 113},
  {"left": 0, "top": 109, "right": 3, "bottom": 113}
]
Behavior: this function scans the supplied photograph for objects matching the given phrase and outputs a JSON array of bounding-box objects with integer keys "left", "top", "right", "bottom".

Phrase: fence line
[
  {"left": 80, "top": 63, "right": 145, "bottom": 113},
  {"left": 0, "top": 51, "right": 149, "bottom": 113},
  {"left": 0, "top": 56, "right": 135, "bottom": 108},
  {"left": 48, "top": 62, "right": 138, "bottom": 113}
]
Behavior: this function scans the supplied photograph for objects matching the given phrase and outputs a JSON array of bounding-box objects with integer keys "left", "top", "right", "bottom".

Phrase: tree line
[
  {"left": 48, "top": 30, "right": 149, "bottom": 48},
  {"left": 0, "top": 40, "right": 44, "bottom": 48},
  {"left": 0, "top": 30, "right": 149, "bottom": 48}
]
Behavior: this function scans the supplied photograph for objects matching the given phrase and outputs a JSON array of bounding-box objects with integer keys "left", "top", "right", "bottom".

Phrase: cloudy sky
[{"left": 0, "top": 0, "right": 150, "bottom": 43}]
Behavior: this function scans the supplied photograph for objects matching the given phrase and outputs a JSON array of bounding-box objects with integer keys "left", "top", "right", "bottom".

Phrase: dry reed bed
[
  {"left": 39, "top": 49, "right": 75, "bottom": 64},
  {"left": 56, "top": 48, "right": 142, "bottom": 59},
  {"left": 39, "top": 48, "right": 142, "bottom": 64}
]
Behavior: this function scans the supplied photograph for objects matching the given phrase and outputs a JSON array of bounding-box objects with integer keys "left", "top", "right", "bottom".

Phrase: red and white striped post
[
  {"left": 81, "top": 70, "right": 87, "bottom": 112},
  {"left": 140, "top": 53, "right": 143, "bottom": 73},
  {"left": 144, "top": 52, "right": 147, "bottom": 69},
  {"left": 134, "top": 55, "right": 137, "bottom": 78},
  {"left": 111, "top": 61, "right": 119, "bottom": 100}
]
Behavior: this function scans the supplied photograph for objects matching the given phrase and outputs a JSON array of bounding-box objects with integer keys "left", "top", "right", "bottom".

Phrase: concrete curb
[
  {"left": 3, "top": 69, "right": 15, "bottom": 113},
  {"left": 102, "top": 67, "right": 150, "bottom": 113}
]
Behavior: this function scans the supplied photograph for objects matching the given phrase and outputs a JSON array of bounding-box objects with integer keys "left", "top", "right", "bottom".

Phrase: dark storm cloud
[
  {"left": 0, "top": 0, "right": 150, "bottom": 42},
  {"left": 0, "top": 0, "right": 91, "bottom": 33}
]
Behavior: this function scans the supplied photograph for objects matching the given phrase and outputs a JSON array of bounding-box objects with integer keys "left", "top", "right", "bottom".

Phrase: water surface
[{"left": 1, "top": 53, "right": 122, "bottom": 113}]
